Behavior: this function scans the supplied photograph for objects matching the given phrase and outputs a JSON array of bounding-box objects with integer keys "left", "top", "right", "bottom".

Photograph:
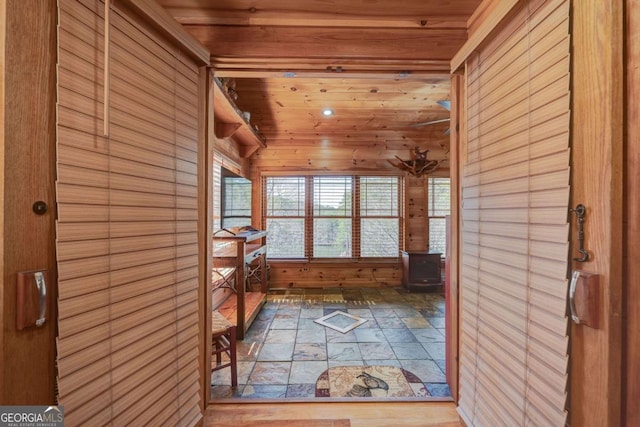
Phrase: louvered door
[
  {"left": 56, "top": 0, "right": 205, "bottom": 425},
  {"left": 457, "top": 0, "right": 572, "bottom": 425}
]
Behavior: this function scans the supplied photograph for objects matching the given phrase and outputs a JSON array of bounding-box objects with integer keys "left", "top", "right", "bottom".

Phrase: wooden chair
[{"left": 211, "top": 311, "right": 238, "bottom": 387}]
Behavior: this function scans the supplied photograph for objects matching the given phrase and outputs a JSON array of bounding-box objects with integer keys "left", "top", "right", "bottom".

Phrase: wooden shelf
[
  {"left": 211, "top": 246, "right": 266, "bottom": 271},
  {"left": 213, "top": 77, "right": 266, "bottom": 158},
  {"left": 218, "top": 292, "right": 267, "bottom": 334},
  {"left": 212, "top": 229, "right": 268, "bottom": 339}
]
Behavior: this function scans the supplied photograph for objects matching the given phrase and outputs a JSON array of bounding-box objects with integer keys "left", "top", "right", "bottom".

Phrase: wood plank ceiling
[{"left": 158, "top": 0, "right": 484, "bottom": 170}]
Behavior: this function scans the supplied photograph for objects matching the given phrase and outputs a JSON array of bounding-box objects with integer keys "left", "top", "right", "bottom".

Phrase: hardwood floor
[{"left": 204, "top": 401, "right": 462, "bottom": 427}]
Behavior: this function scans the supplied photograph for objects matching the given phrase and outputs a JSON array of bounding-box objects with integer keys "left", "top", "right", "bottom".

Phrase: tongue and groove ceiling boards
[{"left": 157, "top": 0, "right": 483, "bottom": 170}]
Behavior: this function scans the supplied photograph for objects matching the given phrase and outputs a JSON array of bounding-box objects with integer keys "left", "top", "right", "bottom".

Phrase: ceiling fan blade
[
  {"left": 437, "top": 100, "right": 451, "bottom": 111},
  {"left": 409, "top": 117, "right": 451, "bottom": 128}
]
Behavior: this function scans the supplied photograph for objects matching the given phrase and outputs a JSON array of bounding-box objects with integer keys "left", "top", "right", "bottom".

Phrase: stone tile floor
[{"left": 211, "top": 287, "right": 450, "bottom": 400}]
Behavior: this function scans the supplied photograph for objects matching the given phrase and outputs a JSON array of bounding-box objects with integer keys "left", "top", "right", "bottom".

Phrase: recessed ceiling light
[{"left": 322, "top": 109, "right": 334, "bottom": 117}]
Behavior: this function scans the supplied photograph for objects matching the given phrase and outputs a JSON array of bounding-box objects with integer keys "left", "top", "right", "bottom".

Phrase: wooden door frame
[
  {"left": 446, "top": 73, "right": 464, "bottom": 402},
  {"left": 570, "top": 0, "right": 624, "bottom": 426},
  {"left": 623, "top": 0, "right": 638, "bottom": 425},
  {"left": 0, "top": 0, "right": 58, "bottom": 405}
]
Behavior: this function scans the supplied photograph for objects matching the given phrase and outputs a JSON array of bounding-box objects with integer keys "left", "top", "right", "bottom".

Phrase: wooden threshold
[
  {"left": 208, "top": 419, "right": 350, "bottom": 427},
  {"left": 204, "top": 401, "right": 462, "bottom": 427}
]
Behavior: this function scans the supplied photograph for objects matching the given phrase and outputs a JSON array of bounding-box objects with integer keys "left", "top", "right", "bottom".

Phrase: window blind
[
  {"left": 458, "top": 0, "right": 571, "bottom": 426},
  {"left": 428, "top": 177, "right": 451, "bottom": 254},
  {"left": 313, "top": 176, "right": 353, "bottom": 258},
  {"left": 262, "top": 174, "right": 402, "bottom": 259},
  {"left": 263, "top": 176, "right": 306, "bottom": 258},
  {"left": 213, "top": 158, "right": 222, "bottom": 231},
  {"left": 56, "top": 0, "right": 204, "bottom": 425},
  {"left": 213, "top": 154, "right": 241, "bottom": 231},
  {"left": 359, "top": 177, "right": 400, "bottom": 257}
]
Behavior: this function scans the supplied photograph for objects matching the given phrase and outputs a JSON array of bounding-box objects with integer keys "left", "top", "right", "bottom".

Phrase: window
[
  {"left": 360, "top": 177, "right": 400, "bottom": 257},
  {"left": 222, "top": 175, "right": 252, "bottom": 228},
  {"left": 427, "top": 177, "right": 450, "bottom": 254},
  {"left": 264, "top": 177, "right": 306, "bottom": 258},
  {"left": 263, "top": 175, "right": 402, "bottom": 259},
  {"left": 313, "top": 176, "right": 353, "bottom": 257}
]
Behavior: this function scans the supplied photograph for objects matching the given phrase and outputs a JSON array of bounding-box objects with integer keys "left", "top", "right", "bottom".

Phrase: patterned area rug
[{"left": 315, "top": 366, "right": 430, "bottom": 398}]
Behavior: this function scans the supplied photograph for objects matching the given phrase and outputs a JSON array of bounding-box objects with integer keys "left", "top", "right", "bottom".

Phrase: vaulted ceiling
[{"left": 158, "top": 0, "right": 485, "bottom": 166}]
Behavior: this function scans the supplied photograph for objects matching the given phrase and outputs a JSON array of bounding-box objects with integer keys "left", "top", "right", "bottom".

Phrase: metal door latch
[{"left": 570, "top": 204, "right": 589, "bottom": 262}]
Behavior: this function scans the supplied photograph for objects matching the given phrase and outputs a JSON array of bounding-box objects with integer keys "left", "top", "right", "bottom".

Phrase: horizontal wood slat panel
[
  {"left": 527, "top": 355, "right": 567, "bottom": 396},
  {"left": 110, "top": 12, "right": 176, "bottom": 75},
  {"left": 56, "top": 1, "right": 202, "bottom": 424},
  {"left": 112, "top": 358, "right": 178, "bottom": 421},
  {"left": 57, "top": 369, "right": 111, "bottom": 417},
  {"left": 459, "top": 0, "right": 571, "bottom": 424},
  {"left": 58, "top": 290, "right": 109, "bottom": 319},
  {"left": 57, "top": 333, "right": 110, "bottom": 375},
  {"left": 114, "top": 373, "right": 178, "bottom": 426},
  {"left": 58, "top": 164, "right": 198, "bottom": 198},
  {"left": 58, "top": 308, "right": 110, "bottom": 344}
]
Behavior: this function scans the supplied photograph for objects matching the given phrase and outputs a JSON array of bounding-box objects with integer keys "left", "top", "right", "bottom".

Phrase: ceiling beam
[
  {"left": 162, "top": 8, "right": 469, "bottom": 29},
  {"left": 185, "top": 25, "right": 468, "bottom": 61},
  {"left": 210, "top": 56, "right": 452, "bottom": 78},
  {"left": 212, "top": 69, "right": 451, "bottom": 79}
]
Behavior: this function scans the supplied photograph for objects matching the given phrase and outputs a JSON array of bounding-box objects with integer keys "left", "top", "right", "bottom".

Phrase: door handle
[
  {"left": 568, "top": 270, "right": 599, "bottom": 328},
  {"left": 34, "top": 271, "right": 47, "bottom": 327},
  {"left": 569, "top": 270, "right": 580, "bottom": 324},
  {"left": 16, "top": 269, "right": 48, "bottom": 330}
]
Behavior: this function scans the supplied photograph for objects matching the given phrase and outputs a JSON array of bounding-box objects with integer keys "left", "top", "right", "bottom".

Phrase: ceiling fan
[{"left": 410, "top": 100, "right": 451, "bottom": 135}]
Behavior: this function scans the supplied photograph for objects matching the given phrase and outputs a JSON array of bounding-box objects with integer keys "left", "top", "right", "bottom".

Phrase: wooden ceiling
[{"left": 158, "top": 0, "right": 485, "bottom": 168}]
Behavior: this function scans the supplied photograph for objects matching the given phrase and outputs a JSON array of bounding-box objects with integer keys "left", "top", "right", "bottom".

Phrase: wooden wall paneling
[
  {"left": 249, "top": 157, "right": 449, "bottom": 175},
  {"left": 267, "top": 262, "right": 402, "bottom": 289},
  {"left": 570, "top": 0, "right": 624, "bottom": 426},
  {"left": 405, "top": 175, "right": 428, "bottom": 251},
  {"left": 625, "top": 0, "right": 639, "bottom": 424},
  {"left": 251, "top": 147, "right": 449, "bottom": 163},
  {"left": 0, "top": 0, "right": 57, "bottom": 404}
]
